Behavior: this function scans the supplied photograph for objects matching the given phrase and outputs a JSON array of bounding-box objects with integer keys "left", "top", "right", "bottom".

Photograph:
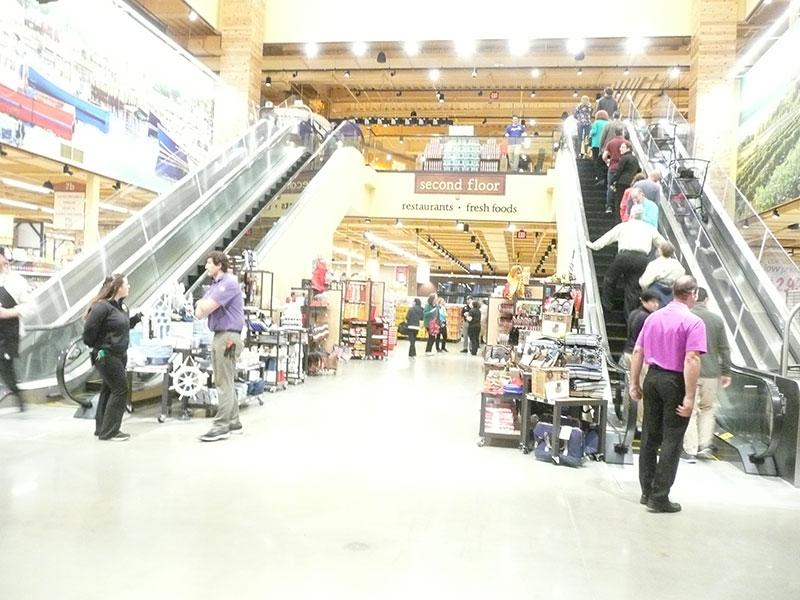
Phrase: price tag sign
[{"left": 53, "top": 181, "right": 86, "bottom": 231}]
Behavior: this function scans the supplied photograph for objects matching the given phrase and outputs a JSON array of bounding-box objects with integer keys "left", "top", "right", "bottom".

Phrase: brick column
[
  {"left": 688, "top": 0, "right": 739, "bottom": 214},
  {"left": 214, "top": 0, "right": 266, "bottom": 145}
]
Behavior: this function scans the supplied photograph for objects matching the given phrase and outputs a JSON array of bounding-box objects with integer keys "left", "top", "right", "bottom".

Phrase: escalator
[
  {"left": 20, "top": 116, "right": 322, "bottom": 401},
  {"left": 612, "top": 97, "right": 800, "bottom": 482}
]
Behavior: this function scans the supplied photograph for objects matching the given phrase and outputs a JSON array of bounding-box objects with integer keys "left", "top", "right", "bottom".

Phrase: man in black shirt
[
  {"left": 460, "top": 295, "right": 473, "bottom": 352},
  {"left": 597, "top": 88, "right": 618, "bottom": 118},
  {"left": 619, "top": 290, "right": 659, "bottom": 429}
]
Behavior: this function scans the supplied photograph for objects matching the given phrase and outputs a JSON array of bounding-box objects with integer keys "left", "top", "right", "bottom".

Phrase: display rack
[
  {"left": 241, "top": 269, "right": 274, "bottom": 319},
  {"left": 478, "top": 392, "right": 523, "bottom": 447},
  {"left": 284, "top": 327, "right": 307, "bottom": 384},
  {"left": 445, "top": 303, "right": 462, "bottom": 342},
  {"left": 367, "top": 318, "right": 389, "bottom": 360},
  {"left": 340, "top": 280, "right": 384, "bottom": 359},
  {"left": 245, "top": 325, "right": 289, "bottom": 393},
  {"left": 383, "top": 299, "right": 397, "bottom": 350}
]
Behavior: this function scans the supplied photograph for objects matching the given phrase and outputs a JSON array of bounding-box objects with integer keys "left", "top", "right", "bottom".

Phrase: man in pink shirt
[{"left": 630, "top": 276, "right": 706, "bottom": 513}]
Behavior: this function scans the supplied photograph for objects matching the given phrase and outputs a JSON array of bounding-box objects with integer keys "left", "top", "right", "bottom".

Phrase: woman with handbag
[
  {"left": 83, "top": 274, "right": 142, "bottom": 441},
  {"left": 423, "top": 293, "right": 439, "bottom": 355},
  {"left": 404, "top": 298, "right": 424, "bottom": 358}
]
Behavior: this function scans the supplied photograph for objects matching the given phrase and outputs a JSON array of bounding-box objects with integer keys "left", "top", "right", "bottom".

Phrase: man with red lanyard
[
  {"left": 630, "top": 275, "right": 706, "bottom": 513},
  {"left": 195, "top": 251, "right": 245, "bottom": 442},
  {"left": 602, "top": 126, "right": 627, "bottom": 214}
]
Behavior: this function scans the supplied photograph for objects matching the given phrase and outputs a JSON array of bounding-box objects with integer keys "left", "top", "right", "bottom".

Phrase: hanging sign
[{"left": 53, "top": 181, "right": 86, "bottom": 231}]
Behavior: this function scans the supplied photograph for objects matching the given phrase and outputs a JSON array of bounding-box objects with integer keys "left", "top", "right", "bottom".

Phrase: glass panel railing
[
  {"left": 361, "top": 133, "right": 556, "bottom": 174},
  {"left": 26, "top": 118, "right": 295, "bottom": 330},
  {"left": 18, "top": 124, "right": 310, "bottom": 386}
]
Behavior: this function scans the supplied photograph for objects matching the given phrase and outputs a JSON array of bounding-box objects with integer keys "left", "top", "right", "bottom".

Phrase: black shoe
[
  {"left": 199, "top": 427, "right": 230, "bottom": 442},
  {"left": 102, "top": 432, "right": 130, "bottom": 442},
  {"left": 640, "top": 494, "right": 649, "bottom": 505},
  {"left": 646, "top": 500, "right": 681, "bottom": 513},
  {"left": 229, "top": 420, "right": 243, "bottom": 434},
  {"left": 442, "top": 348, "right": 449, "bottom": 352},
  {"left": 460, "top": 349, "right": 468, "bottom": 353}
]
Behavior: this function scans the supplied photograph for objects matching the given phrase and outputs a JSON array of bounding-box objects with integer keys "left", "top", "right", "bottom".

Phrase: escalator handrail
[
  {"left": 184, "top": 121, "right": 350, "bottom": 297},
  {"left": 730, "top": 364, "right": 787, "bottom": 463},
  {"left": 782, "top": 302, "right": 800, "bottom": 377},
  {"left": 26, "top": 122, "right": 299, "bottom": 333},
  {"left": 56, "top": 336, "right": 93, "bottom": 408}
]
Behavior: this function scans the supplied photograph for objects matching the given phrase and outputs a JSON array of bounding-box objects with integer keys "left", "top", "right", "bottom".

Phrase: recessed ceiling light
[
  {"left": 304, "top": 42, "right": 319, "bottom": 58},
  {"left": 508, "top": 38, "right": 528, "bottom": 56},
  {"left": 429, "top": 68, "right": 440, "bottom": 81},
  {"left": 404, "top": 41, "right": 421, "bottom": 56},
  {"left": 454, "top": 39, "right": 477, "bottom": 58},
  {"left": 566, "top": 38, "right": 585, "bottom": 55},
  {"left": 670, "top": 66, "right": 681, "bottom": 79},
  {"left": 530, "top": 68, "right": 541, "bottom": 78},
  {"left": 352, "top": 41, "right": 368, "bottom": 56}
]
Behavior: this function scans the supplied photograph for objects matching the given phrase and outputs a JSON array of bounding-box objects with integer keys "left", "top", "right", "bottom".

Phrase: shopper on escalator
[
  {"left": 435, "top": 297, "right": 449, "bottom": 352},
  {"left": 682, "top": 287, "right": 731, "bottom": 462},
  {"left": 586, "top": 205, "right": 666, "bottom": 319},
  {"left": 0, "top": 247, "right": 33, "bottom": 412},
  {"left": 423, "top": 293, "right": 439, "bottom": 356},
  {"left": 602, "top": 127, "right": 626, "bottom": 213},
  {"left": 83, "top": 274, "right": 142, "bottom": 441},
  {"left": 405, "top": 298, "right": 424, "bottom": 358},
  {"left": 639, "top": 241, "right": 685, "bottom": 308},
  {"left": 609, "top": 142, "right": 640, "bottom": 217}
]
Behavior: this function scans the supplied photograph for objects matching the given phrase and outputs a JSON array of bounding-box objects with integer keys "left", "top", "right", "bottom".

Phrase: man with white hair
[
  {"left": 587, "top": 205, "right": 665, "bottom": 318},
  {"left": 628, "top": 187, "right": 659, "bottom": 228}
]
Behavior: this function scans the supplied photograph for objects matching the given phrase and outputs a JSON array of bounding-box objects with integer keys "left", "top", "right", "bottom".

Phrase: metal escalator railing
[
  {"left": 56, "top": 337, "right": 93, "bottom": 409},
  {"left": 18, "top": 120, "right": 309, "bottom": 389},
  {"left": 556, "top": 138, "right": 636, "bottom": 462},
  {"left": 623, "top": 97, "right": 792, "bottom": 473}
]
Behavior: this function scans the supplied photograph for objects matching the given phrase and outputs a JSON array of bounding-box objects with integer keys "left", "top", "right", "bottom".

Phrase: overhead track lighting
[
  {"left": 42, "top": 180, "right": 54, "bottom": 190},
  {"left": 344, "top": 70, "right": 350, "bottom": 78},
  {"left": 390, "top": 69, "right": 396, "bottom": 76},
  {"left": 623, "top": 67, "right": 630, "bottom": 76},
  {"left": 376, "top": 50, "right": 386, "bottom": 63},
  {"left": 1, "top": 177, "right": 53, "bottom": 194},
  {"left": 567, "top": 38, "right": 585, "bottom": 55},
  {"left": 577, "top": 67, "right": 583, "bottom": 75},
  {"left": 265, "top": 76, "right": 271, "bottom": 87},
  {"left": 471, "top": 67, "right": 477, "bottom": 78},
  {"left": 188, "top": 10, "right": 198, "bottom": 21},
  {"left": 669, "top": 66, "right": 681, "bottom": 79},
  {"left": 772, "top": 208, "right": 780, "bottom": 219},
  {"left": 530, "top": 90, "right": 536, "bottom": 97},
  {"left": 112, "top": 180, "right": 122, "bottom": 191},
  {"left": 429, "top": 68, "right": 440, "bottom": 81},
  {"left": 509, "top": 38, "right": 529, "bottom": 56},
  {"left": 0, "top": 145, "right": 7, "bottom": 156},
  {"left": 573, "top": 90, "right": 578, "bottom": 97},
  {"left": 454, "top": 39, "right": 477, "bottom": 58},
  {"left": 62, "top": 164, "right": 73, "bottom": 176},
  {"left": 304, "top": 42, "right": 319, "bottom": 58},
  {"left": 530, "top": 68, "right": 541, "bottom": 78},
  {"left": 625, "top": 37, "right": 648, "bottom": 55}
]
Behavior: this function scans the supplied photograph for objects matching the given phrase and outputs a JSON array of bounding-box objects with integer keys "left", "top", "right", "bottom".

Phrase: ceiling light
[
  {"left": 399, "top": 136, "right": 404, "bottom": 144},
  {"left": 509, "top": 38, "right": 529, "bottom": 56},
  {"left": 530, "top": 90, "right": 536, "bottom": 97},
  {"left": 626, "top": 37, "right": 648, "bottom": 55},
  {"left": 729, "top": 3, "right": 792, "bottom": 78},
  {"left": 364, "top": 218, "right": 371, "bottom": 224},
  {"left": 376, "top": 51, "right": 386, "bottom": 63},
  {"left": 112, "top": 181, "right": 122, "bottom": 191},
  {"left": 530, "top": 68, "right": 541, "bottom": 78},
  {"left": 404, "top": 41, "right": 421, "bottom": 56},
  {"left": 454, "top": 39, "right": 477, "bottom": 58},
  {"left": 429, "top": 68, "right": 440, "bottom": 81},
  {"left": 188, "top": 10, "right": 198, "bottom": 21},
  {"left": 772, "top": 208, "right": 780, "bottom": 219},
  {"left": 390, "top": 69, "right": 396, "bottom": 76},
  {"left": 573, "top": 90, "right": 578, "bottom": 97},
  {"left": 42, "top": 180, "right": 54, "bottom": 190},
  {"left": 386, "top": 154, "right": 392, "bottom": 160},
  {"left": 395, "top": 218, "right": 403, "bottom": 228},
  {"left": 62, "top": 164, "right": 73, "bottom": 176},
  {"left": 396, "top": 90, "right": 402, "bottom": 97},
  {"left": 787, "top": 222, "right": 799, "bottom": 230},
  {"left": 456, "top": 221, "right": 464, "bottom": 230},
  {"left": 0, "top": 197, "right": 42, "bottom": 211},
  {"left": 304, "top": 42, "right": 319, "bottom": 58},
  {"left": 344, "top": 70, "right": 350, "bottom": 78},
  {"left": 478, "top": 90, "right": 483, "bottom": 96},
  {"left": 670, "top": 66, "right": 681, "bottom": 79},
  {"left": 529, "top": 119, "right": 536, "bottom": 125},
  {"left": 471, "top": 67, "right": 477, "bottom": 78},
  {"left": 352, "top": 41, "right": 368, "bottom": 56},
  {"left": 1, "top": 177, "right": 53, "bottom": 194},
  {"left": 265, "top": 76, "right": 271, "bottom": 87},
  {"left": 507, "top": 222, "right": 516, "bottom": 232},
  {"left": 623, "top": 66, "right": 630, "bottom": 76},
  {"left": 0, "top": 145, "right": 7, "bottom": 156},
  {"left": 99, "top": 202, "right": 131, "bottom": 214},
  {"left": 577, "top": 67, "right": 583, "bottom": 75},
  {"left": 292, "top": 71, "right": 298, "bottom": 78},
  {"left": 566, "top": 38, "right": 585, "bottom": 55},
  {"left": 438, "top": 93, "right": 445, "bottom": 103}
]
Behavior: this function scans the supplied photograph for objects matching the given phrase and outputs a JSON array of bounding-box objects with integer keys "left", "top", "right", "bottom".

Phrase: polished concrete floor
[{"left": 1, "top": 343, "right": 799, "bottom": 599}]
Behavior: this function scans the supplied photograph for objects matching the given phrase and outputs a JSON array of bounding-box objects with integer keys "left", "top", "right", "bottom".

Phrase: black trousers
[
  {"left": 94, "top": 353, "right": 129, "bottom": 439},
  {"left": 0, "top": 357, "right": 23, "bottom": 408},
  {"left": 468, "top": 328, "right": 480, "bottom": 355},
  {"left": 605, "top": 169, "right": 618, "bottom": 210},
  {"left": 603, "top": 250, "right": 649, "bottom": 319},
  {"left": 408, "top": 329, "right": 418, "bottom": 357},
  {"left": 425, "top": 328, "right": 436, "bottom": 353},
  {"left": 436, "top": 325, "right": 447, "bottom": 351},
  {"left": 640, "top": 366, "right": 690, "bottom": 504},
  {"left": 596, "top": 152, "right": 608, "bottom": 184}
]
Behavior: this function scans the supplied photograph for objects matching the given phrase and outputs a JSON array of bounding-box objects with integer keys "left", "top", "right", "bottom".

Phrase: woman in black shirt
[
  {"left": 610, "top": 141, "right": 640, "bottom": 215},
  {"left": 83, "top": 274, "right": 141, "bottom": 441},
  {"left": 467, "top": 300, "right": 482, "bottom": 355}
]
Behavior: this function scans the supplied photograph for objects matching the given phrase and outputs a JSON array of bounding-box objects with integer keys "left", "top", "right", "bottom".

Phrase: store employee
[
  {"left": 504, "top": 115, "right": 526, "bottom": 171},
  {"left": 195, "top": 251, "right": 245, "bottom": 443}
]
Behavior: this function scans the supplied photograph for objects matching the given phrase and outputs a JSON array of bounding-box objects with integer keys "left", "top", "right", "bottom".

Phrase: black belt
[{"left": 648, "top": 364, "right": 682, "bottom": 375}]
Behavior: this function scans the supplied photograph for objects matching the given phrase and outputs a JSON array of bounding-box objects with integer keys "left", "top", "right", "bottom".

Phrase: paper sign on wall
[{"left": 53, "top": 181, "right": 86, "bottom": 231}]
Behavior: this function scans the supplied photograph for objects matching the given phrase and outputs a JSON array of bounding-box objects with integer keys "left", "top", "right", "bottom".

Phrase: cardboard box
[{"left": 531, "top": 367, "right": 570, "bottom": 400}]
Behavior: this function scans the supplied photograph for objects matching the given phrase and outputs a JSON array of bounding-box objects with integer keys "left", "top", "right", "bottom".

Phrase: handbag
[{"left": 398, "top": 321, "right": 409, "bottom": 335}]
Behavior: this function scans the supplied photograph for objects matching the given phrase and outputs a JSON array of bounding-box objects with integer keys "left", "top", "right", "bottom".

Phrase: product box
[
  {"left": 531, "top": 367, "right": 570, "bottom": 400},
  {"left": 541, "top": 313, "right": 572, "bottom": 338}
]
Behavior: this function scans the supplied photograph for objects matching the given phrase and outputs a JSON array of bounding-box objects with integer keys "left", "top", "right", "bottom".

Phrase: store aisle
[{"left": 1, "top": 346, "right": 800, "bottom": 599}]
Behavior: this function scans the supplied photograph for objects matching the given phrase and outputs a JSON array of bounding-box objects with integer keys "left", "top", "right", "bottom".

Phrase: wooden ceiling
[
  {"left": 333, "top": 217, "right": 559, "bottom": 277},
  {"left": 132, "top": 0, "right": 218, "bottom": 38},
  {"left": 754, "top": 197, "right": 800, "bottom": 258},
  {"left": 0, "top": 144, "right": 156, "bottom": 232}
]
